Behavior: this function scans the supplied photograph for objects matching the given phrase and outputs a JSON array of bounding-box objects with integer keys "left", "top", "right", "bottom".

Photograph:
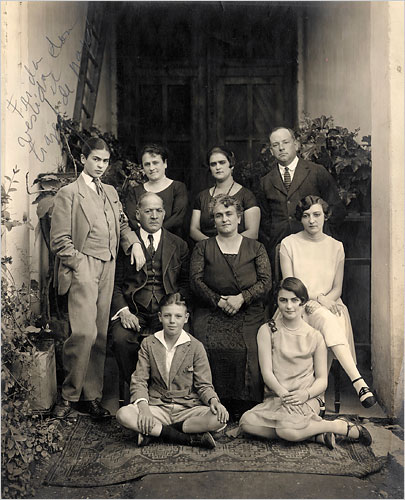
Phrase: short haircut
[
  {"left": 81, "top": 137, "right": 110, "bottom": 158},
  {"left": 159, "top": 293, "right": 188, "bottom": 312},
  {"left": 276, "top": 277, "right": 309, "bottom": 305},
  {"left": 140, "top": 143, "right": 168, "bottom": 163},
  {"left": 136, "top": 191, "right": 165, "bottom": 210},
  {"left": 207, "top": 145, "right": 236, "bottom": 168},
  {"left": 295, "top": 195, "right": 331, "bottom": 221},
  {"left": 208, "top": 194, "right": 243, "bottom": 217},
  {"left": 269, "top": 127, "right": 296, "bottom": 142}
]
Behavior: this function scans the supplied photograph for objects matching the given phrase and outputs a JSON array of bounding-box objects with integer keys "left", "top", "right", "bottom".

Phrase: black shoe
[
  {"left": 189, "top": 432, "right": 216, "bottom": 449},
  {"left": 352, "top": 377, "right": 377, "bottom": 408},
  {"left": 81, "top": 399, "right": 111, "bottom": 419},
  {"left": 52, "top": 398, "right": 74, "bottom": 418},
  {"left": 137, "top": 433, "right": 153, "bottom": 447}
]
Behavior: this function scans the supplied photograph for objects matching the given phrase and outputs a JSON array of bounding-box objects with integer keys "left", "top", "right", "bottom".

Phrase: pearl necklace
[{"left": 281, "top": 320, "right": 301, "bottom": 331}]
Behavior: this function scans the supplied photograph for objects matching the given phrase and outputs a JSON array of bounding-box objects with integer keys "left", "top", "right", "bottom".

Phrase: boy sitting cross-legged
[{"left": 116, "top": 293, "right": 229, "bottom": 449}]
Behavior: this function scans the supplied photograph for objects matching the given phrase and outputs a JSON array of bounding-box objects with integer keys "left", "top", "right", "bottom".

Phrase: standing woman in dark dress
[
  {"left": 190, "top": 194, "right": 271, "bottom": 420},
  {"left": 125, "top": 144, "right": 188, "bottom": 237},
  {"left": 190, "top": 146, "right": 260, "bottom": 241}
]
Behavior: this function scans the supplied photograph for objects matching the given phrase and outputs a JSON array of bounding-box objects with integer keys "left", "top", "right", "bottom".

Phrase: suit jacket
[
  {"left": 50, "top": 175, "right": 138, "bottom": 295},
  {"left": 130, "top": 332, "right": 219, "bottom": 406},
  {"left": 259, "top": 158, "right": 346, "bottom": 251},
  {"left": 111, "top": 228, "right": 189, "bottom": 316}
]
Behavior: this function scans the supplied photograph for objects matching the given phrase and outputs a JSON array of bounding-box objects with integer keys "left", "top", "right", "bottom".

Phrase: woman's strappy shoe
[
  {"left": 336, "top": 416, "right": 372, "bottom": 446},
  {"left": 352, "top": 377, "right": 377, "bottom": 408}
]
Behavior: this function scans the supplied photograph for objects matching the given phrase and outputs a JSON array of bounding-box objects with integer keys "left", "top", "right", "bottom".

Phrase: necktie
[
  {"left": 92, "top": 178, "right": 104, "bottom": 196},
  {"left": 147, "top": 234, "right": 155, "bottom": 257},
  {"left": 283, "top": 167, "right": 292, "bottom": 191}
]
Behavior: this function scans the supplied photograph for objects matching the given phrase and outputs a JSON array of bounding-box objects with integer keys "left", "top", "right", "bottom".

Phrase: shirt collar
[
  {"left": 81, "top": 171, "right": 97, "bottom": 186},
  {"left": 278, "top": 155, "right": 299, "bottom": 172},
  {"left": 140, "top": 227, "right": 162, "bottom": 247},
  {"left": 155, "top": 329, "right": 190, "bottom": 350}
]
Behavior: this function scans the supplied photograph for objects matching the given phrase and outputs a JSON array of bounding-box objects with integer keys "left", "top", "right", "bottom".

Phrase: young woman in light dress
[
  {"left": 279, "top": 195, "right": 376, "bottom": 409},
  {"left": 239, "top": 278, "right": 372, "bottom": 448}
]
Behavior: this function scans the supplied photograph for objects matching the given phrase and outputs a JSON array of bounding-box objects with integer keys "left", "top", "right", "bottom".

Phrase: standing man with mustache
[
  {"left": 110, "top": 192, "right": 189, "bottom": 385},
  {"left": 260, "top": 127, "right": 346, "bottom": 269},
  {"left": 50, "top": 137, "right": 146, "bottom": 419}
]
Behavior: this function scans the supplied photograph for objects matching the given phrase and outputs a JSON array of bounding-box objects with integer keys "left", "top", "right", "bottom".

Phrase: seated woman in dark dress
[
  {"left": 125, "top": 144, "right": 188, "bottom": 237},
  {"left": 190, "top": 146, "right": 260, "bottom": 242},
  {"left": 190, "top": 194, "right": 271, "bottom": 420}
]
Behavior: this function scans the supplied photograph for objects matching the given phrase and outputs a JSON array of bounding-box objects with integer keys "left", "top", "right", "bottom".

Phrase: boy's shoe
[
  {"left": 189, "top": 432, "right": 216, "bottom": 449},
  {"left": 52, "top": 398, "right": 74, "bottom": 418},
  {"left": 137, "top": 433, "right": 153, "bottom": 447}
]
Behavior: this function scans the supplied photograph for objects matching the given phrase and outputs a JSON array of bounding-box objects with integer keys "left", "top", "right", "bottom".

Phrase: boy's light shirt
[
  {"left": 134, "top": 329, "right": 190, "bottom": 406},
  {"left": 81, "top": 171, "right": 98, "bottom": 192}
]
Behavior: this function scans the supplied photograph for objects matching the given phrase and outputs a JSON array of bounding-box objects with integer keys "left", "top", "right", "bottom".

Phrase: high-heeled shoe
[
  {"left": 336, "top": 416, "right": 372, "bottom": 446},
  {"left": 352, "top": 377, "right": 376, "bottom": 408},
  {"left": 312, "top": 432, "right": 335, "bottom": 449}
]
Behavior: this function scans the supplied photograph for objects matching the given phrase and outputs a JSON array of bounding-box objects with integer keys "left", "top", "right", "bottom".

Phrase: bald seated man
[{"left": 110, "top": 192, "right": 189, "bottom": 383}]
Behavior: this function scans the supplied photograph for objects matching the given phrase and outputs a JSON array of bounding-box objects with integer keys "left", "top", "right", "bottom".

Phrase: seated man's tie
[
  {"left": 283, "top": 166, "right": 292, "bottom": 191},
  {"left": 147, "top": 234, "right": 155, "bottom": 257}
]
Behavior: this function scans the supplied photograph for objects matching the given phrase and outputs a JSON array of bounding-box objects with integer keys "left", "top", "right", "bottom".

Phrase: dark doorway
[{"left": 116, "top": 1, "right": 298, "bottom": 193}]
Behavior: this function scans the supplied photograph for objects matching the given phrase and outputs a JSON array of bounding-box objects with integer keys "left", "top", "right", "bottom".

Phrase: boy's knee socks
[{"left": 160, "top": 424, "right": 191, "bottom": 445}]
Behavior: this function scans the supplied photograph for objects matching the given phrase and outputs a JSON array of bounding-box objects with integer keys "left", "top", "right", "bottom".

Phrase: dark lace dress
[{"left": 190, "top": 237, "right": 271, "bottom": 402}]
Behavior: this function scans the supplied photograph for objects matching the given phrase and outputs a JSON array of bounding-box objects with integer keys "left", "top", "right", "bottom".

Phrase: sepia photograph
[{"left": 1, "top": 1, "right": 403, "bottom": 498}]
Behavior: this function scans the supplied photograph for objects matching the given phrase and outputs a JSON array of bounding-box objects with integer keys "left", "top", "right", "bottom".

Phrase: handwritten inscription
[{"left": 6, "top": 20, "right": 82, "bottom": 164}]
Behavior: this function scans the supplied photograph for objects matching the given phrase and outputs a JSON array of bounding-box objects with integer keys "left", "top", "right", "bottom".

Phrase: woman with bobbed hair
[
  {"left": 190, "top": 194, "right": 271, "bottom": 420},
  {"left": 190, "top": 145, "right": 260, "bottom": 241},
  {"left": 240, "top": 277, "right": 372, "bottom": 449},
  {"left": 279, "top": 195, "right": 376, "bottom": 409},
  {"left": 125, "top": 143, "right": 188, "bottom": 237}
]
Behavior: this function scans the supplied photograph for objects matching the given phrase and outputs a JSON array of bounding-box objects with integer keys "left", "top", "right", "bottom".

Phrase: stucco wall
[
  {"left": 300, "top": 2, "right": 371, "bottom": 137},
  {"left": 2, "top": 1, "right": 117, "bottom": 294},
  {"left": 370, "top": 1, "right": 404, "bottom": 419}
]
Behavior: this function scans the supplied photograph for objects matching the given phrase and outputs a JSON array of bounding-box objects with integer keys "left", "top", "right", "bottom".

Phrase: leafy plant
[
  {"left": 1, "top": 188, "right": 63, "bottom": 498},
  {"left": 296, "top": 115, "right": 372, "bottom": 212}
]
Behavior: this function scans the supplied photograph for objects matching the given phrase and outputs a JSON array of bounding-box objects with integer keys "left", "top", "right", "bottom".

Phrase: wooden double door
[{"left": 116, "top": 2, "right": 298, "bottom": 193}]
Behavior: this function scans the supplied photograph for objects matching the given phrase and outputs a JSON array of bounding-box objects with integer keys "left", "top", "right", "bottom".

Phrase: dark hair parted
[
  {"left": 207, "top": 145, "right": 236, "bottom": 168},
  {"left": 159, "top": 293, "right": 188, "bottom": 312},
  {"left": 81, "top": 137, "right": 110, "bottom": 158},
  {"left": 140, "top": 143, "right": 168, "bottom": 163},
  {"left": 295, "top": 195, "right": 331, "bottom": 221},
  {"left": 276, "top": 277, "right": 309, "bottom": 305},
  {"left": 208, "top": 194, "right": 243, "bottom": 218},
  {"left": 269, "top": 127, "right": 296, "bottom": 142}
]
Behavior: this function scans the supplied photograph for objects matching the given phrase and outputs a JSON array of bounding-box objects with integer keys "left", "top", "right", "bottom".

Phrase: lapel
[
  {"left": 161, "top": 229, "right": 176, "bottom": 277},
  {"left": 168, "top": 342, "right": 191, "bottom": 385},
  {"left": 102, "top": 183, "right": 120, "bottom": 234},
  {"left": 287, "top": 159, "right": 311, "bottom": 199},
  {"left": 77, "top": 176, "right": 98, "bottom": 229},
  {"left": 268, "top": 167, "right": 288, "bottom": 196},
  {"left": 150, "top": 338, "right": 169, "bottom": 388}
]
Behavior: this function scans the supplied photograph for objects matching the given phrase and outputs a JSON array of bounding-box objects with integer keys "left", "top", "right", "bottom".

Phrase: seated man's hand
[
  {"left": 130, "top": 242, "right": 146, "bottom": 271},
  {"left": 119, "top": 308, "right": 141, "bottom": 331},
  {"left": 137, "top": 402, "right": 155, "bottom": 435},
  {"left": 209, "top": 398, "right": 229, "bottom": 424}
]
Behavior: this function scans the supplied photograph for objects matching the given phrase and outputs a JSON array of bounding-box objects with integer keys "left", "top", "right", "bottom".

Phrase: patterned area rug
[{"left": 44, "top": 416, "right": 384, "bottom": 487}]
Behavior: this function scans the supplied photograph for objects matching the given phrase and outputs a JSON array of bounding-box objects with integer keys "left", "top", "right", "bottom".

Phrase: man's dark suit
[
  {"left": 110, "top": 228, "right": 189, "bottom": 382},
  {"left": 260, "top": 158, "right": 346, "bottom": 255}
]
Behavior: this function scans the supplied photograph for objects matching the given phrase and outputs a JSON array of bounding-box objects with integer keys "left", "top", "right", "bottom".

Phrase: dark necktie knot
[{"left": 283, "top": 166, "right": 292, "bottom": 191}]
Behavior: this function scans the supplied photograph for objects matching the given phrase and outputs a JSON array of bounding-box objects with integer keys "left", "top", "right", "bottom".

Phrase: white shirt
[
  {"left": 81, "top": 171, "right": 98, "bottom": 192},
  {"left": 139, "top": 227, "right": 162, "bottom": 250},
  {"left": 110, "top": 227, "right": 163, "bottom": 320},
  {"left": 278, "top": 155, "right": 299, "bottom": 182},
  {"left": 134, "top": 329, "right": 190, "bottom": 406}
]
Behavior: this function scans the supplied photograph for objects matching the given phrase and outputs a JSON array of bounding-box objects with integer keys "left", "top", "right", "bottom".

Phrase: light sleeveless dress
[
  {"left": 279, "top": 231, "right": 356, "bottom": 361},
  {"left": 239, "top": 318, "right": 324, "bottom": 430}
]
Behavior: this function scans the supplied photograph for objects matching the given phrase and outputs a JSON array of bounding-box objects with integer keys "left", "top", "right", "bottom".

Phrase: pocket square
[{"left": 185, "top": 366, "right": 194, "bottom": 372}]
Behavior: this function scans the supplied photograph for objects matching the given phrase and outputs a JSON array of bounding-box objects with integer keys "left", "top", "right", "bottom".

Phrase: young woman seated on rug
[
  {"left": 116, "top": 293, "right": 229, "bottom": 449},
  {"left": 239, "top": 278, "right": 372, "bottom": 449}
]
